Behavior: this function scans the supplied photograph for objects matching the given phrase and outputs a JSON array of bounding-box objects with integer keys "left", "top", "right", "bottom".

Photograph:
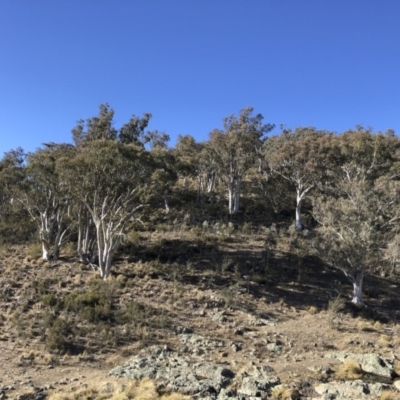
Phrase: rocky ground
[{"left": 1, "top": 231, "right": 400, "bottom": 399}]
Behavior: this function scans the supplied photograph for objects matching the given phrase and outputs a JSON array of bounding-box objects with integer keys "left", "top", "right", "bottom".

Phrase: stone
[
  {"left": 315, "top": 380, "right": 391, "bottom": 400},
  {"left": 237, "top": 366, "right": 280, "bottom": 398},
  {"left": 266, "top": 342, "right": 283, "bottom": 353},
  {"left": 326, "top": 352, "right": 394, "bottom": 378},
  {"left": 109, "top": 346, "right": 235, "bottom": 398}
]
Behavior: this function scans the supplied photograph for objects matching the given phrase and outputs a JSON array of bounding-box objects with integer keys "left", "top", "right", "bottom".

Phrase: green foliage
[
  {"left": 45, "top": 317, "right": 74, "bottom": 354},
  {"left": 41, "top": 293, "right": 58, "bottom": 308},
  {"left": 64, "top": 288, "right": 113, "bottom": 323}
]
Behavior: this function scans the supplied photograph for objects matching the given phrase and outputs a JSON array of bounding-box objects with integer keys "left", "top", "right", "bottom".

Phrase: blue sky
[{"left": 1, "top": 1, "right": 399, "bottom": 154}]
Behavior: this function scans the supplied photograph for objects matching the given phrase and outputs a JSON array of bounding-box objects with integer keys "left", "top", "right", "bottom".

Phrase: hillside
[{"left": 1, "top": 224, "right": 400, "bottom": 399}]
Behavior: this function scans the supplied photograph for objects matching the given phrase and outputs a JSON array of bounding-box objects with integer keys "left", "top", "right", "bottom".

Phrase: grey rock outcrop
[
  {"left": 237, "top": 366, "right": 280, "bottom": 398},
  {"left": 315, "top": 380, "right": 392, "bottom": 400},
  {"left": 326, "top": 352, "right": 394, "bottom": 378},
  {"left": 109, "top": 346, "right": 234, "bottom": 398},
  {"left": 109, "top": 346, "right": 281, "bottom": 399}
]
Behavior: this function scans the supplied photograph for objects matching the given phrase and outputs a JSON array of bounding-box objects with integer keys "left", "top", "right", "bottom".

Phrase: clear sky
[{"left": 1, "top": 1, "right": 399, "bottom": 154}]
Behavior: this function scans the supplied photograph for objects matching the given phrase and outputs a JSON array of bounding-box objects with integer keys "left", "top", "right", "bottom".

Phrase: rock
[
  {"left": 178, "top": 333, "right": 225, "bottom": 356},
  {"left": 231, "top": 343, "right": 242, "bottom": 352},
  {"left": 308, "top": 364, "right": 334, "bottom": 374},
  {"left": 266, "top": 342, "right": 283, "bottom": 353},
  {"left": 175, "top": 326, "right": 193, "bottom": 334},
  {"left": 248, "top": 316, "right": 275, "bottom": 326},
  {"left": 237, "top": 366, "right": 280, "bottom": 398},
  {"left": 233, "top": 327, "right": 244, "bottom": 336},
  {"left": 326, "top": 353, "right": 394, "bottom": 378},
  {"left": 109, "top": 346, "right": 234, "bottom": 398},
  {"left": 315, "top": 380, "right": 391, "bottom": 399}
]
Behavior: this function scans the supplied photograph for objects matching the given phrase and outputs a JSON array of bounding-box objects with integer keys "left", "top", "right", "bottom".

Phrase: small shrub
[
  {"left": 250, "top": 273, "right": 267, "bottom": 285},
  {"left": 220, "top": 286, "right": 237, "bottom": 308},
  {"left": 62, "top": 241, "right": 76, "bottom": 258},
  {"left": 327, "top": 295, "right": 345, "bottom": 328},
  {"left": 41, "top": 293, "right": 58, "bottom": 308},
  {"left": 241, "top": 222, "right": 252, "bottom": 235},
  {"left": 357, "top": 320, "right": 374, "bottom": 332},
  {"left": 335, "top": 359, "right": 363, "bottom": 380},
  {"left": 26, "top": 242, "right": 43, "bottom": 259},
  {"left": 45, "top": 317, "right": 73, "bottom": 354},
  {"left": 271, "top": 386, "right": 299, "bottom": 400},
  {"left": 115, "top": 274, "right": 127, "bottom": 286},
  {"left": 377, "top": 334, "right": 391, "bottom": 348},
  {"left": 308, "top": 305, "right": 318, "bottom": 315},
  {"left": 374, "top": 320, "right": 383, "bottom": 330}
]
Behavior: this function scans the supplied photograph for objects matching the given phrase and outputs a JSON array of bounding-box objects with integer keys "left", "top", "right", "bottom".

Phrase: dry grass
[
  {"left": 377, "top": 334, "right": 391, "bottom": 348},
  {"left": 271, "top": 385, "right": 299, "bottom": 400},
  {"left": 48, "top": 379, "right": 191, "bottom": 400},
  {"left": 392, "top": 335, "right": 400, "bottom": 347},
  {"left": 380, "top": 390, "right": 400, "bottom": 400},
  {"left": 394, "top": 359, "right": 400, "bottom": 377},
  {"left": 334, "top": 359, "right": 364, "bottom": 380},
  {"left": 374, "top": 321, "right": 383, "bottom": 330},
  {"left": 26, "top": 242, "right": 42, "bottom": 259},
  {"left": 327, "top": 295, "right": 345, "bottom": 328},
  {"left": 308, "top": 305, "right": 318, "bottom": 315},
  {"left": 356, "top": 320, "right": 373, "bottom": 332}
]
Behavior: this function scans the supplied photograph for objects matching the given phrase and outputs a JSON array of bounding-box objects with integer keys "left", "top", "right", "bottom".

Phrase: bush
[
  {"left": 45, "top": 317, "right": 73, "bottom": 354},
  {"left": 64, "top": 290, "right": 113, "bottom": 323},
  {"left": 41, "top": 293, "right": 58, "bottom": 308},
  {"left": 334, "top": 359, "right": 363, "bottom": 380}
]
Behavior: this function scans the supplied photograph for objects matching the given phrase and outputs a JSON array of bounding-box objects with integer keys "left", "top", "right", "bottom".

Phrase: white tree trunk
[
  {"left": 42, "top": 241, "right": 50, "bottom": 261},
  {"left": 234, "top": 186, "right": 240, "bottom": 214},
  {"left": 295, "top": 188, "right": 303, "bottom": 229},
  {"left": 207, "top": 171, "right": 216, "bottom": 193},
  {"left": 228, "top": 186, "right": 234, "bottom": 215},
  {"left": 228, "top": 179, "right": 240, "bottom": 215},
  {"left": 351, "top": 270, "right": 364, "bottom": 305},
  {"left": 295, "top": 198, "right": 303, "bottom": 229},
  {"left": 343, "top": 268, "right": 365, "bottom": 305},
  {"left": 164, "top": 192, "right": 170, "bottom": 213},
  {"left": 77, "top": 207, "right": 96, "bottom": 263}
]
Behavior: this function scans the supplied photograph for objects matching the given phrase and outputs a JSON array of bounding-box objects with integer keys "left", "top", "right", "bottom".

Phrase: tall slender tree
[
  {"left": 265, "top": 128, "right": 334, "bottom": 228},
  {"left": 207, "top": 107, "right": 274, "bottom": 214}
]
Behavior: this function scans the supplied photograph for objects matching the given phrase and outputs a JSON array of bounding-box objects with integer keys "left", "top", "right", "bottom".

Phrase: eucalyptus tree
[
  {"left": 313, "top": 129, "right": 400, "bottom": 304},
  {"left": 0, "top": 148, "right": 24, "bottom": 215},
  {"left": 313, "top": 176, "right": 398, "bottom": 305},
  {"left": 207, "top": 107, "right": 274, "bottom": 214},
  {"left": 118, "top": 112, "right": 153, "bottom": 146},
  {"left": 58, "top": 140, "right": 151, "bottom": 279},
  {"left": 146, "top": 142, "right": 177, "bottom": 213},
  {"left": 174, "top": 135, "right": 198, "bottom": 187},
  {"left": 72, "top": 103, "right": 117, "bottom": 145},
  {"left": 0, "top": 148, "right": 27, "bottom": 240},
  {"left": 8, "top": 145, "right": 74, "bottom": 260},
  {"left": 60, "top": 104, "right": 157, "bottom": 278},
  {"left": 265, "top": 128, "right": 335, "bottom": 229},
  {"left": 174, "top": 135, "right": 217, "bottom": 195}
]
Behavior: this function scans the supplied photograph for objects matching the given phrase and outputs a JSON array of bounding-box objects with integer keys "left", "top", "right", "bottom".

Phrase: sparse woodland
[
  {"left": 2, "top": 104, "right": 400, "bottom": 299},
  {"left": 1, "top": 104, "right": 400, "bottom": 399}
]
